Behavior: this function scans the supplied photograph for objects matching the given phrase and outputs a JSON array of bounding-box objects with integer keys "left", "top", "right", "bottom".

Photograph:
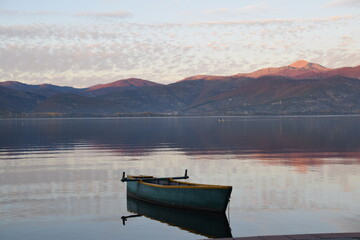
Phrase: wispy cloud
[
  {"left": 75, "top": 11, "right": 133, "bottom": 19},
  {"left": 0, "top": 9, "right": 133, "bottom": 19},
  {"left": 190, "top": 15, "right": 356, "bottom": 27},
  {"left": 323, "top": 0, "right": 360, "bottom": 8},
  {"left": 0, "top": 14, "right": 359, "bottom": 86},
  {"left": 0, "top": 15, "right": 355, "bottom": 39},
  {"left": 235, "top": 3, "right": 270, "bottom": 13},
  {"left": 205, "top": 3, "right": 270, "bottom": 16},
  {"left": 0, "top": 9, "right": 63, "bottom": 16}
]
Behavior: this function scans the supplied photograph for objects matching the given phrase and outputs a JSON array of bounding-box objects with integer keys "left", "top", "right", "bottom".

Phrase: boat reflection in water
[{"left": 122, "top": 196, "right": 232, "bottom": 239}]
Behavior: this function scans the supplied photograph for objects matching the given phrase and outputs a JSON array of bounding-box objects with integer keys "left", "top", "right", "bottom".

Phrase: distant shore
[{"left": 1, "top": 112, "right": 360, "bottom": 119}]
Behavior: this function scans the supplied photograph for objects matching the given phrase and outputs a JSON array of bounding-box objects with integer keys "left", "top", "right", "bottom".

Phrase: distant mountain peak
[
  {"left": 289, "top": 60, "right": 328, "bottom": 71},
  {"left": 289, "top": 60, "right": 309, "bottom": 68},
  {"left": 87, "top": 78, "right": 162, "bottom": 91}
]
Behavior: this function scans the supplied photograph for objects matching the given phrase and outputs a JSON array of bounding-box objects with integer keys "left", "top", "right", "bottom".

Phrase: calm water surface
[{"left": 0, "top": 116, "right": 359, "bottom": 240}]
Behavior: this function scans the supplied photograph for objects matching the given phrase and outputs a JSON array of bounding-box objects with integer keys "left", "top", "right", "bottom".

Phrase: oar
[
  {"left": 121, "top": 214, "right": 142, "bottom": 225},
  {"left": 121, "top": 169, "right": 189, "bottom": 182}
]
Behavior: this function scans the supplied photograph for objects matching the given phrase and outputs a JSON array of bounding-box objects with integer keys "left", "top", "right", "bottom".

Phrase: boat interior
[{"left": 143, "top": 179, "right": 194, "bottom": 186}]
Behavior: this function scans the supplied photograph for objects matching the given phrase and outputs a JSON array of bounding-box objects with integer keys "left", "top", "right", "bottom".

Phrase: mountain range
[{"left": 1, "top": 60, "right": 360, "bottom": 117}]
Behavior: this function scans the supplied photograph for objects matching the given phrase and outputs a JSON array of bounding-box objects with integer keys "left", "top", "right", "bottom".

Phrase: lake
[{"left": 0, "top": 116, "right": 359, "bottom": 240}]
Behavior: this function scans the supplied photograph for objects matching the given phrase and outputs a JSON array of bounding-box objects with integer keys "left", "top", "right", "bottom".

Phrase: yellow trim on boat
[{"left": 128, "top": 176, "right": 232, "bottom": 189}]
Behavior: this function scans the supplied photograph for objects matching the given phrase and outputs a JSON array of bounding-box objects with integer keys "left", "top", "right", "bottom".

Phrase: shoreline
[
  {"left": 206, "top": 232, "right": 360, "bottom": 240},
  {"left": 1, "top": 113, "right": 360, "bottom": 120}
]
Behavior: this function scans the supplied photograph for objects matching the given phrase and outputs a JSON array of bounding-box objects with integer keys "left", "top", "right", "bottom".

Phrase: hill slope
[
  {"left": 84, "top": 78, "right": 163, "bottom": 96},
  {"left": 183, "top": 76, "right": 360, "bottom": 115},
  {"left": 235, "top": 60, "right": 330, "bottom": 79},
  {"left": 1, "top": 60, "right": 360, "bottom": 116},
  {"left": 181, "top": 60, "right": 360, "bottom": 81},
  {"left": 0, "top": 81, "right": 81, "bottom": 97},
  {"left": 22, "top": 75, "right": 360, "bottom": 116},
  {"left": 0, "top": 86, "right": 45, "bottom": 115}
]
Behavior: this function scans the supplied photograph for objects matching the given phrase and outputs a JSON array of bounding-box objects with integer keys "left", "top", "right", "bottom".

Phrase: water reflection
[
  {"left": 1, "top": 116, "right": 360, "bottom": 158},
  {"left": 123, "top": 196, "right": 232, "bottom": 239},
  {"left": 0, "top": 116, "right": 359, "bottom": 239}
]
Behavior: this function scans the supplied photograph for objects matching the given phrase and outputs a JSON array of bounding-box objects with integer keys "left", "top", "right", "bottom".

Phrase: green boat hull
[{"left": 126, "top": 179, "right": 232, "bottom": 212}]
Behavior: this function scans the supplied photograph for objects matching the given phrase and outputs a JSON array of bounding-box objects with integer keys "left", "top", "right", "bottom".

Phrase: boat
[
  {"left": 122, "top": 195, "right": 232, "bottom": 239},
  {"left": 121, "top": 170, "right": 232, "bottom": 213}
]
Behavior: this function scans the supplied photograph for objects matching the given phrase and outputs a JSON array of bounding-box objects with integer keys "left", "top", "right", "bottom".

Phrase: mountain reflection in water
[
  {"left": 123, "top": 196, "right": 232, "bottom": 239},
  {"left": 0, "top": 116, "right": 359, "bottom": 240},
  {"left": 1, "top": 116, "right": 360, "bottom": 158}
]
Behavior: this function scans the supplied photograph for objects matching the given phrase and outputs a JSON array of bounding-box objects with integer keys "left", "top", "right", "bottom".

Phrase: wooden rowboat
[{"left": 121, "top": 170, "right": 232, "bottom": 212}]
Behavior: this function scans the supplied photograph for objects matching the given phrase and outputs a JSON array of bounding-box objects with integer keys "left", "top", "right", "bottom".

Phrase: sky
[{"left": 0, "top": 0, "right": 360, "bottom": 87}]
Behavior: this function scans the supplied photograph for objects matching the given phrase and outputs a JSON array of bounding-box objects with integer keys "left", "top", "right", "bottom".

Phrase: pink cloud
[
  {"left": 75, "top": 11, "right": 133, "bottom": 19},
  {"left": 323, "top": 0, "right": 360, "bottom": 8},
  {"left": 205, "top": 3, "right": 270, "bottom": 16}
]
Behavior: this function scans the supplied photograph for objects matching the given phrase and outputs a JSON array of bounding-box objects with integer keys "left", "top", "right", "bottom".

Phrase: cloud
[
  {"left": 204, "top": 8, "right": 228, "bottom": 15},
  {"left": 0, "top": 9, "right": 63, "bottom": 16},
  {"left": 0, "top": 14, "right": 359, "bottom": 86},
  {"left": 205, "top": 3, "right": 270, "bottom": 16},
  {"left": 75, "top": 10, "right": 133, "bottom": 19},
  {"left": 308, "top": 48, "right": 360, "bottom": 68},
  {"left": 323, "top": 0, "right": 360, "bottom": 8},
  {"left": 207, "top": 41, "right": 230, "bottom": 50},
  {"left": 0, "top": 9, "right": 133, "bottom": 20},
  {"left": 189, "top": 15, "right": 356, "bottom": 27},
  {"left": 235, "top": 3, "right": 270, "bottom": 13}
]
